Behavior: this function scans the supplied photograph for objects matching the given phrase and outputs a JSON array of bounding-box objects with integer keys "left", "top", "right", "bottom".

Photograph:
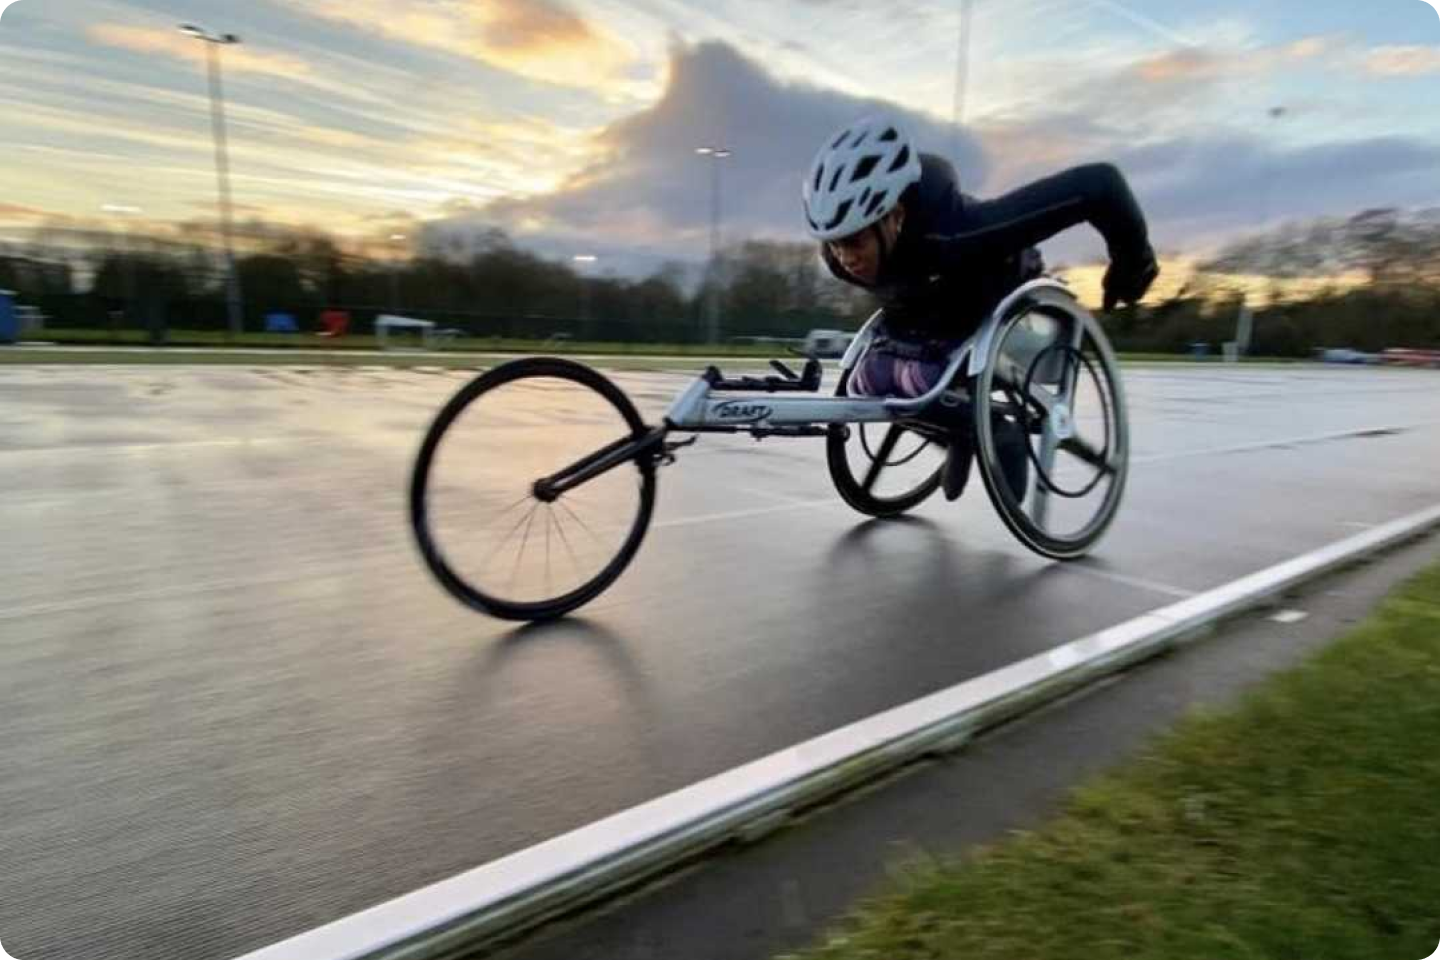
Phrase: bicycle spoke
[
  {"left": 561, "top": 488, "right": 607, "bottom": 510},
  {"left": 481, "top": 502, "right": 541, "bottom": 572},
  {"left": 1026, "top": 382, "right": 1058, "bottom": 415},
  {"left": 1032, "top": 424, "right": 1061, "bottom": 529},
  {"left": 1055, "top": 337, "right": 1084, "bottom": 410},
  {"left": 544, "top": 506, "right": 553, "bottom": 597},
  {"left": 507, "top": 505, "right": 540, "bottom": 592},
  {"left": 551, "top": 505, "right": 583, "bottom": 575},
  {"left": 558, "top": 498, "right": 605, "bottom": 546},
  {"left": 888, "top": 433, "right": 935, "bottom": 468},
  {"left": 1059, "top": 435, "right": 1114, "bottom": 473},
  {"left": 450, "top": 489, "right": 533, "bottom": 540},
  {"left": 862, "top": 425, "right": 904, "bottom": 492}
]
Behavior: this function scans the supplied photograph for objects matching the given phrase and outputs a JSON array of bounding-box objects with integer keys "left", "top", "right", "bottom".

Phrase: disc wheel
[
  {"left": 973, "top": 300, "right": 1129, "bottom": 559},
  {"left": 826, "top": 369, "right": 945, "bottom": 518},
  {"left": 410, "top": 357, "right": 656, "bottom": 621}
]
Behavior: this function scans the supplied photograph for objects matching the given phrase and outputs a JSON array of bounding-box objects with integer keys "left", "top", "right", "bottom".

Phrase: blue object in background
[
  {"left": 265, "top": 312, "right": 298, "bottom": 334},
  {"left": 0, "top": 290, "right": 17, "bottom": 344}
]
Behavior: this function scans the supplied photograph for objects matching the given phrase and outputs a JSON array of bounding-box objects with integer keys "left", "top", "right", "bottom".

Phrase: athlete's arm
[{"left": 927, "top": 163, "right": 1157, "bottom": 307}]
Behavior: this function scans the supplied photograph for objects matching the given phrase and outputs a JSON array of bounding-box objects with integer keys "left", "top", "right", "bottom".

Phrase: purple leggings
[{"left": 848, "top": 342, "right": 961, "bottom": 399}]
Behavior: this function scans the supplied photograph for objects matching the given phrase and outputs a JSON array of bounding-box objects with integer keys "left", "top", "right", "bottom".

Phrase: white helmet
[{"left": 802, "top": 115, "right": 923, "bottom": 241}]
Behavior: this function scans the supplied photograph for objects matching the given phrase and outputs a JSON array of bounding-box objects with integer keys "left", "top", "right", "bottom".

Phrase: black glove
[{"left": 1102, "top": 243, "right": 1159, "bottom": 312}]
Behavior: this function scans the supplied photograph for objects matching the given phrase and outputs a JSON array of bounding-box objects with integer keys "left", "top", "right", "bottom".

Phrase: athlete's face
[{"left": 827, "top": 204, "right": 904, "bottom": 284}]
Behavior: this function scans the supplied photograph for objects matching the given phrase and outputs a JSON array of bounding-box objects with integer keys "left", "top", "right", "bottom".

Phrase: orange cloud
[
  {"left": 87, "top": 24, "right": 310, "bottom": 77},
  {"left": 0, "top": 202, "right": 54, "bottom": 222},
  {"left": 302, "top": 0, "right": 636, "bottom": 92},
  {"left": 1130, "top": 35, "right": 1337, "bottom": 84},
  {"left": 1133, "top": 48, "right": 1221, "bottom": 83},
  {"left": 481, "top": 0, "right": 595, "bottom": 54},
  {"left": 1363, "top": 45, "right": 1440, "bottom": 76}
]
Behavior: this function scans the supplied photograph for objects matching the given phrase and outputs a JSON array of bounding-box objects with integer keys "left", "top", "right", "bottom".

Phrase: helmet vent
[
  {"left": 829, "top": 165, "right": 845, "bottom": 192},
  {"left": 887, "top": 145, "right": 912, "bottom": 172},
  {"left": 865, "top": 191, "right": 889, "bottom": 218},
  {"left": 824, "top": 199, "right": 854, "bottom": 232},
  {"left": 832, "top": 130, "right": 851, "bottom": 149},
  {"left": 878, "top": 127, "right": 898, "bottom": 142},
  {"left": 851, "top": 154, "right": 880, "bottom": 181}
]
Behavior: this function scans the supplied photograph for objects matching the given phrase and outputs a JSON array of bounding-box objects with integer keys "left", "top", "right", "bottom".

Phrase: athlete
[{"left": 803, "top": 114, "right": 1158, "bottom": 501}]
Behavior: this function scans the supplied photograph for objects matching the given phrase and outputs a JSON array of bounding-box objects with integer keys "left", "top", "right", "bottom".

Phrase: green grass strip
[{"left": 783, "top": 559, "right": 1440, "bottom": 960}]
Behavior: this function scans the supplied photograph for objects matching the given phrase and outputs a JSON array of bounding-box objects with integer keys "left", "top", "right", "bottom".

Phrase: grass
[
  {"left": 23, "top": 327, "right": 798, "bottom": 357},
  {"left": 781, "top": 558, "right": 1440, "bottom": 960},
  {"left": 0, "top": 345, "right": 773, "bottom": 374},
  {"left": 0, "top": 347, "right": 738, "bottom": 374},
  {"left": 1120, "top": 351, "right": 1308, "bottom": 364},
  {"left": 6, "top": 330, "right": 1313, "bottom": 369}
]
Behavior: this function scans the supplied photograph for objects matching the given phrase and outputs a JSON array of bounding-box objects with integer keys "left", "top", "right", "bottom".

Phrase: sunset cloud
[
  {"left": 300, "top": 0, "right": 639, "bottom": 93},
  {"left": 1363, "top": 45, "right": 1440, "bottom": 76},
  {"left": 86, "top": 24, "right": 311, "bottom": 78},
  {"left": 1130, "top": 35, "right": 1338, "bottom": 84}
]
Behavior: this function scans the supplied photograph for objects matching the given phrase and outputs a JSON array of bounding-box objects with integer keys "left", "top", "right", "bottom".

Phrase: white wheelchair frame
[
  {"left": 665, "top": 277, "right": 1087, "bottom": 434},
  {"left": 661, "top": 275, "right": 1117, "bottom": 535}
]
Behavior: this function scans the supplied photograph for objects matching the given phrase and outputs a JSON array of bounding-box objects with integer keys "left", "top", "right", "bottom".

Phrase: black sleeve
[{"left": 923, "top": 163, "right": 1151, "bottom": 268}]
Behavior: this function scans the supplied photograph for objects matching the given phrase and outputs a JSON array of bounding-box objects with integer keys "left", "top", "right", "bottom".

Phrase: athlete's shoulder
[
  {"left": 905, "top": 152, "right": 961, "bottom": 211},
  {"left": 917, "top": 152, "right": 960, "bottom": 188}
]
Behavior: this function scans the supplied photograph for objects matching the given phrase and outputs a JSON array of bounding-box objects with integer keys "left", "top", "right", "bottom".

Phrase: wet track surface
[{"left": 3, "top": 362, "right": 1439, "bottom": 959}]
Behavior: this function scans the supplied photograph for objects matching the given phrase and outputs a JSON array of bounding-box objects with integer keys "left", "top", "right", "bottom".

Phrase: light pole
[
  {"left": 100, "top": 204, "right": 142, "bottom": 326},
  {"left": 178, "top": 23, "right": 244, "bottom": 338},
  {"left": 572, "top": 254, "right": 597, "bottom": 326},
  {"left": 951, "top": 0, "right": 975, "bottom": 158},
  {"left": 695, "top": 146, "right": 731, "bottom": 345},
  {"left": 388, "top": 233, "right": 407, "bottom": 310},
  {"left": 1236, "top": 105, "right": 1288, "bottom": 359}
]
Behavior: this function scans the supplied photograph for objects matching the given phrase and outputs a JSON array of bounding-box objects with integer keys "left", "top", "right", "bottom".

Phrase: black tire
[
  {"left": 410, "top": 357, "right": 656, "bottom": 621},
  {"left": 826, "top": 369, "right": 943, "bottom": 518},
  {"left": 973, "top": 295, "right": 1129, "bottom": 560}
]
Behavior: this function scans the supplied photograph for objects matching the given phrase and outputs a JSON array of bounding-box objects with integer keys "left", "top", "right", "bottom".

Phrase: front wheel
[
  {"left": 410, "top": 357, "right": 656, "bottom": 621},
  {"left": 973, "top": 299, "right": 1129, "bottom": 560}
]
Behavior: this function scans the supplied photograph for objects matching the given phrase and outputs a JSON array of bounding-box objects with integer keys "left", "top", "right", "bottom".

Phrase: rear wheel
[
  {"left": 410, "top": 358, "right": 656, "bottom": 621},
  {"left": 826, "top": 369, "right": 945, "bottom": 518}
]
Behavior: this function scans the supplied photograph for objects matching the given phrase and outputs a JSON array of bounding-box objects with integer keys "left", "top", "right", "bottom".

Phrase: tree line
[
  {"left": 2, "top": 206, "right": 1436, "bottom": 353},
  {"left": 3, "top": 222, "right": 873, "bottom": 344},
  {"left": 1112, "top": 207, "right": 1440, "bottom": 356}
]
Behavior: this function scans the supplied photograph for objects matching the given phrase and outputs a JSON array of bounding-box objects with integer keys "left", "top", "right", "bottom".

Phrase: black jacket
[{"left": 821, "top": 155, "right": 1151, "bottom": 339}]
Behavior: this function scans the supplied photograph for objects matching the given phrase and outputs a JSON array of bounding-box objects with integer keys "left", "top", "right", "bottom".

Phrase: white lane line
[
  {"left": 1133, "top": 421, "right": 1440, "bottom": 465},
  {"left": 1271, "top": 609, "right": 1309, "bottom": 624},
  {"left": 731, "top": 485, "right": 834, "bottom": 507},
  {"left": 1064, "top": 565, "right": 1195, "bottom": 600},
  {"left": 651, "top": 498, "right": 842, "bottom": 530}
]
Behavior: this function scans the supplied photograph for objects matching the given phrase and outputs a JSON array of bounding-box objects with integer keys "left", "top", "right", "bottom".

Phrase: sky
[{"left": 1, "top": 0, "right": 1438, "bottom": 277}]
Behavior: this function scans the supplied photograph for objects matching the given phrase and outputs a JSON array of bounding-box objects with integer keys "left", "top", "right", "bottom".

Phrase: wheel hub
[{"left": 1048, "top": 402, "right": 1075, "bottom": 441}]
